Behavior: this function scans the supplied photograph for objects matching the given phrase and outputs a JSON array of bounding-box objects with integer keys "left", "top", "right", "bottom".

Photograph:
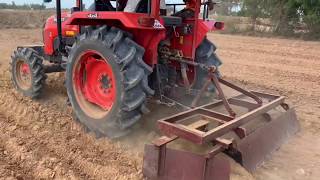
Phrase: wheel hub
[
  {"left": 74, "top": 50, "right": 116, "bottom": 112},
  {"left": 21, "top": 63, "right": 30, "bottom": 75},
  {"left": 16, "top": 61, "right": 32, "bottom": 90},
  {"left": 100, "top": 74, "right": 112, "bottom": 92}
]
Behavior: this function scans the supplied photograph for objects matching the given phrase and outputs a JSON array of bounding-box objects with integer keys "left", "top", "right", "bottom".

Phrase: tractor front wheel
[
  {"left": 10, "top": 47, "right": 47, "bottom": 98},
  {"left": 66, "top": 26, "right": 153, "bottom": 138}
]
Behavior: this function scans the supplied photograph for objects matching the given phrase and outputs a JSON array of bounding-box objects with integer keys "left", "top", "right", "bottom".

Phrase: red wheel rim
[
  {"left": 73, "top": 50, "right": 116, "bottom": 119},
  {"left": 16, "top": 60, "right": 32, "bottom": 90}
]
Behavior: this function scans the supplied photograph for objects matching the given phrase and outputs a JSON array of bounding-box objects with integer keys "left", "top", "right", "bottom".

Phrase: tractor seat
[{"left": 161, "top": 16, "right": 182, "bottom": 27}]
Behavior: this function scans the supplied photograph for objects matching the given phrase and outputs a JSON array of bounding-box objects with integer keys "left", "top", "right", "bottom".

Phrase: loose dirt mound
[{"left": 0, "top": 76, "right": 142, "bottom": 179}]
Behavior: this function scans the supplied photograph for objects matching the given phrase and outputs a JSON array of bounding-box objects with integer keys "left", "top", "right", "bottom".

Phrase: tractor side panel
[
  {"left": 196, "top": 20, "right": 211, "bottom": 48},
  {"left": 65, "top": 12, "right": 160, "bottom": 29},
  {"left": 169, "top": 20, "right": 211, "bottom": 60},
  {"left": 169, "top": 19, "right": 197, "bottom": 59},
  {"left": 195, "top": 20, "right": 225, "bottom": 49},
  {"left": 44, "top": 13, "right": 79, "bottom": 55},
  {"left": 167, "top": 20, "right": 211, "bottom": 85}
]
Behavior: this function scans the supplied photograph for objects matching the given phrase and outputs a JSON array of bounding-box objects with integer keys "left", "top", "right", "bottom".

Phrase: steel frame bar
[
  {"left": 218, "top": 78, "right": 263, "bottom": 105},
  {"left": 158, "top": 91, "right": 286, "bottom": 145},
  {"left": 250, "top": 91, "right": 279, "bottom": 101},
  {"left": 228, "top": 98, "right": 261, "bottom": 110},
  {"left": 202, "top": 96, "right": 285, "bottom": 143},
  {"left": 212, "top": 74, "right": 236, "bottom": 117}
]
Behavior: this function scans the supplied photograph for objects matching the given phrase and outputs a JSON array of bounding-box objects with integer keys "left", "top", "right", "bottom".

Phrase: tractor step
[{"left": 143, "top": 77, "right": 299, "bottom": 180}]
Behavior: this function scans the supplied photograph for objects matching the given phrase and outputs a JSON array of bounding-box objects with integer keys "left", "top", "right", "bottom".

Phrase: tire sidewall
[
  {"left": 11, "top": 53, "right": 34, "bottom": 97},
  {"left": 66, "top": 39, "right": 123, "bottom": 131}
]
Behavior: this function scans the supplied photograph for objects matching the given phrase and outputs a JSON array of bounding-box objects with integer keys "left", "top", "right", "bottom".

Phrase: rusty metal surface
[
  {"left": 202, "top": 96, "right": 285, "bottom": 143},
  {"left": 191, "top": 78, "right": 212, "bottom": 108},
  {"left": 143, "top": 107, "right": 299, "bottom": 179},
  {"left": 231, "top": 108, "right": 300, "bottom": 172},
  {"left": 157, "top": 91, "right": 286, "bottom": 145},
  {"left": 192, "top": 70, "right": 238, "bottom": 117},
  {"left": 212, "top": 74, "right": 236, "bottom": 117},
  {"left": 152, "top": 136, "right": 178, "bottom": 147},
  {"left": 143, "top": 145, "right": 230, "bottom": 180},
  {"left": 143, "top": 145, "right": 161, "bottom": 179},
  {"left": 218, "top": 78, "right": 263, "bottom": 105},
  {"left": 143, "top": 70, "right": 299, "bottom": 180}
]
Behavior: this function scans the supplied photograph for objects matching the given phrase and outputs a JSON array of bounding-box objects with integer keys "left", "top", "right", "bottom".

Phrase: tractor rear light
[
  {"left": 214, "top": 22, "right": 225, "bottom": 30},
  {"left": 138, "top": 17, "right": 155, "bottom": 27},
  {"left": 66, "top": 30, "right": 76, "bottom": 37}
]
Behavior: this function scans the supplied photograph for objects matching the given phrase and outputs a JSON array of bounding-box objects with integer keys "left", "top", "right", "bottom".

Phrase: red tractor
[
  {"left": 11, "top": 0, "right": 224, "bottom": 137},
  {"left": 11, "top": 1, "right": 299, "bottom": 179}
]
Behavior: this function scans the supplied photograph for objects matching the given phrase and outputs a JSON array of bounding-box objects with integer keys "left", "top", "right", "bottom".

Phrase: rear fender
[
  {"left": 196, "top": 20, "right": 224, "bottom": 49},
  {"left": 65, "top": 11, "right": 162, "bottom": 30},
  {"left": 133, "top": 29, "right": 166, "bottom": 66},
  {"left": 64, "top": 12, "right": 166, "bottom": 66}
]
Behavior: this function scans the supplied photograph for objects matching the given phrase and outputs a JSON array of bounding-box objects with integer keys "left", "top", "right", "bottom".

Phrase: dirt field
[
  {"left": 0, "top": 10, "right": 54, "bottom": 29},
  {"left": 0, "top": 29, "right": 319, "bottom": 180}
]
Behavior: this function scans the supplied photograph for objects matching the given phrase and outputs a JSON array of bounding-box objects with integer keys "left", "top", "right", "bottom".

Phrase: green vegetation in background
[{"left": 237, "top": 0, "right": 320, "bottom": 39}]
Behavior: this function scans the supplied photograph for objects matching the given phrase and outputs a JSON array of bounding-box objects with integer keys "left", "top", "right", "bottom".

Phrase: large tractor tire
[
  {"left": 66, "top": 26, "right": 153, "bottom": 138},
  {"left": 192, "top": 38, "right": 222, "bottom": 90},
  {"left": 10, "top": 47, "right": 47, "bottom": 98}
]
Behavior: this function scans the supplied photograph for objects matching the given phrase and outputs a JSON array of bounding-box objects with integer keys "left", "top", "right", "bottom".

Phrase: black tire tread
[
  {"left": 193, "top": 38, "right": 222, "bottom": 89},
  {"left": 10, "top": 47, "right": 46, "bottom": 98},
  {"left": 68, "top": 25, "right": 153, "bottom": 137}
]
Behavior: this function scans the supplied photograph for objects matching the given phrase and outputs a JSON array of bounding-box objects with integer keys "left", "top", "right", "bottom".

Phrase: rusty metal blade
[
  {"left": 229, "top": 108, "right": 300, "bottom": 172},
  {"left": 143, "top": 145, "right": 230, "bottom": 180}
]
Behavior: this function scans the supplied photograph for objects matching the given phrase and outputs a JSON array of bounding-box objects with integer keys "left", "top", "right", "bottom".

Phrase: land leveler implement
[{"left": 10, "top": 0, "right": 299, "bottom": 179}]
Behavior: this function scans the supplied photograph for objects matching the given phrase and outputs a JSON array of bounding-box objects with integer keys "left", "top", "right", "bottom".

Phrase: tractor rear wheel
[
  {"left": 10, "top": 47, "right": 47, "bottom": 98},
  {"left": 66, "top": 26, "right": 153, "bottom": 138},
  {"left": 192, "top": 38, "right": 222, "bottom": 90}
]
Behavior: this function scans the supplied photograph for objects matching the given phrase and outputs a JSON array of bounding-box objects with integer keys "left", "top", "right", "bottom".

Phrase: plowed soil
[{"left": 0, "top": 29, "right": 319, "bottom": 180}]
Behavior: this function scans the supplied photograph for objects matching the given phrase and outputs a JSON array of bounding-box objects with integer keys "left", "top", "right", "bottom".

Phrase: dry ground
[
  {"left": 0, "top": 29, "right": 319, "bottom": 180},
  {"left": 0, "top": 10, "right": 54, "bottom": 29}
]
